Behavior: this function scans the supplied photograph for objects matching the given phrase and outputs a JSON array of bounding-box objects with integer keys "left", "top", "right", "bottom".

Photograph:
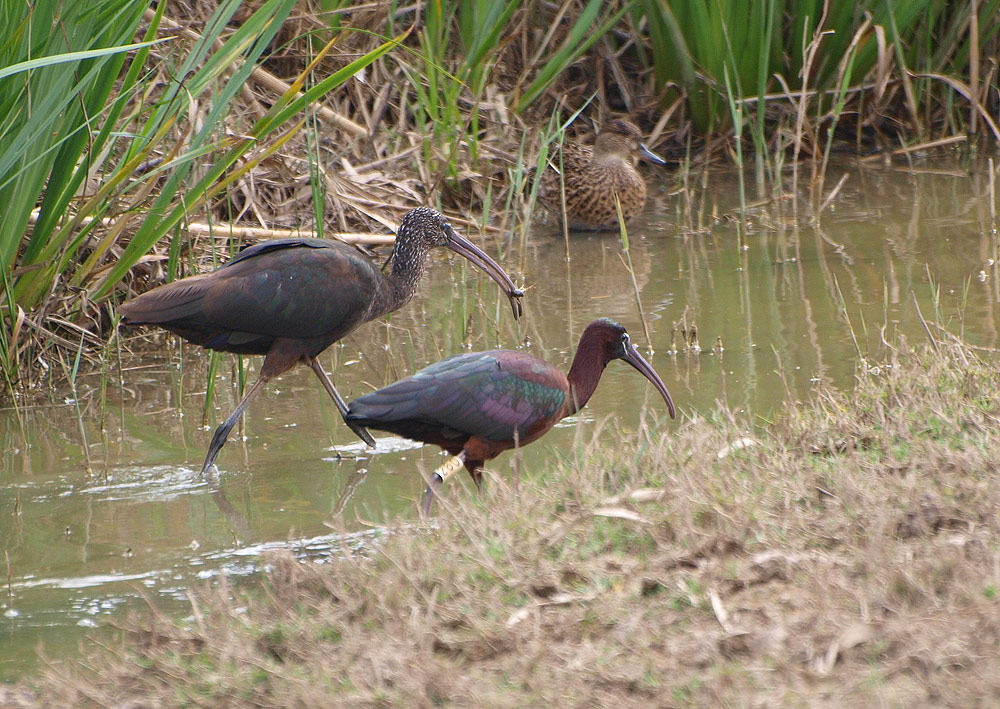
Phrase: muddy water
[{"left": 2, "top": 159, "right": 998, "bottom": 678}]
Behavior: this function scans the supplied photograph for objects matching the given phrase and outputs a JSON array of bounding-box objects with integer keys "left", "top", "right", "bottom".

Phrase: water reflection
[{"left": 1, "top": 158, "right": 998, "bottom": 678}]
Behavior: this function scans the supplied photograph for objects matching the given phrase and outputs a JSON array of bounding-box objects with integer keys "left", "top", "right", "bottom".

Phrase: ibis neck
[
  {"left": 565, "top": 337, "right": 608, "bottom": 416},
  {"left": 372, "top": 241, "right": 428, "bottom": 318}
]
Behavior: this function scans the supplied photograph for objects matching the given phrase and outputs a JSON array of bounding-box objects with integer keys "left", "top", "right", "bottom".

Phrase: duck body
[{"left": 538, "top": 119, "right": 666, "bottom": 231}]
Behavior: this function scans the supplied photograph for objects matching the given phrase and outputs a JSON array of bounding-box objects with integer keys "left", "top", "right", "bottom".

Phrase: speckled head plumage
[
  {"left": 394, "top": 207, "right": 452, "bottom": 249},
  {"left": 390, "top": 207, "right": 451, "bottom": 270},
  {"left": 538, "top": 119, "right": 667, "bottom": 231},
  {"left": 382, "top": 207, "right": 524, "bottom": 319}
]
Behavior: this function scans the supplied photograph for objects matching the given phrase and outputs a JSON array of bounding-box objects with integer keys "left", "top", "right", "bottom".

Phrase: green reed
[
  {"left": 0, "top": 0, "right": 406, "bottom": 395},
  {"left": 639, "top": 0, "right": 997, "bottom": 168},
  {"left": 403, "top": 0, "right": 521, "bottom": 181},
  {"left": 204, "top": 351, "right": 222, "bottom": 429},
  {"left": 614, "top": 197, "right": 652, "bottom": 353},
  {"left": 0, "top": 0, "right": 152, "bottom": 385}
]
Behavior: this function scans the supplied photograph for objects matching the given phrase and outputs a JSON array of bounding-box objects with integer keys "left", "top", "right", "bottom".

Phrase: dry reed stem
[
  {"left": 858, "top": 134, "right": 968, "bottom": 162},
  {"left": 908, "top": 70, "right": 1000, "bottom": 141},
  {"left": 145, "top": 8, "right": 366, "bottom": 136},
  {"left": 28, "top": 210, "right": 396, "bottom": 246}
]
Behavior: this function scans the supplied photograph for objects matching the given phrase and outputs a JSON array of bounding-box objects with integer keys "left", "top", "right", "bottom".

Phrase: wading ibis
[
  {"left": 119, "top": 207, "right": 524, "bottom": 474},
  {"left": 347, "top": 318, "right": 675, "bottom": 514}
]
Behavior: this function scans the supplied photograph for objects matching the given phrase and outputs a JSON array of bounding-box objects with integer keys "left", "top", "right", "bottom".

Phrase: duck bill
[
  {"left": 622, "top": 340, "right": 676, "bottom": 419},
  {"left": 444, "top": 225, "right": 524, "bottom": 319},
  {"left": 637, "top": 142, "right": 667, "bottom": 166}
]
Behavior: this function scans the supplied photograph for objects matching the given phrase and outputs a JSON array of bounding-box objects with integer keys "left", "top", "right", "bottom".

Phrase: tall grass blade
[{"left": 515, "top": 0, "right": 634, "bottom": 113}]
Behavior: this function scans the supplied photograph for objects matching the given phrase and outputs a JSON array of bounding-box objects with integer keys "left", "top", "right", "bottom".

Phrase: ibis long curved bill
[
  {"left": 443, "top": 223, "right": 524, "bottom": 319},
  {"left": 619, "top": 333, "right": 676, "bottom": 419}
]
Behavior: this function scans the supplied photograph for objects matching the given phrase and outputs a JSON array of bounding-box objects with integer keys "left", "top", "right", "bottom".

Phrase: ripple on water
[
  {"left": 76, "top": 465, "right": 209, "bottom": 502},
  {"left": 4, "top": 525, "right": 397, "bottom": 642},
  {"left": 325, "top": 434, "right": 425, "bottom": 458},
  {"left": 12, "top": 569, "right": 167, "bottom": 591}
]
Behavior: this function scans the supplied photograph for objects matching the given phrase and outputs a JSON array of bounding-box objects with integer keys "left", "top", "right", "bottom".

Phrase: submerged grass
[{"left": 22, "top": 338, "right": 1000, "bottom": 706}]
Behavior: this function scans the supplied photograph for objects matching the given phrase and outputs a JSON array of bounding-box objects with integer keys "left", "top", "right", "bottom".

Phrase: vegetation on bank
[
  {"left": 2, "top": 3, "right": 997, "bottom": 701},
  {"left": 0, "top": 0, "right": 998, "bottom": 397},
  {"left": 12, "top": 338, "right": 998, "bottom": 705}
]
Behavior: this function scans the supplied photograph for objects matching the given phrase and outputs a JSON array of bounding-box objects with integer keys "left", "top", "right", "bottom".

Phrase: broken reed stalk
[
  {"left": 5, "top": 549, "right": 13, "bottom": 616},
  {"left": 911, "top": 290, "right": 941, "bottom": 355},
  {"left": 832, "top": 274, "right": 864, "bottom": 361},
  {"left": 27, "top": 210, "right": 396, "bottom": 248},
  {"left": 791, "top": 6, "right": 828, "bottom": 219},
  {"left": 816, "top": 17, "right": 872, "bottom": 219},
  {"left": 988, "top": 157, "right": 996, "bottom": 227},
  {"left": 969, "top": 0, "right": 980, "bottom": 138},
  {"left": 614, "top": 195, "right": 653, "bottom": 354},
  {"left": 557, "top": 135, "right": 571, "bottom": 259}
]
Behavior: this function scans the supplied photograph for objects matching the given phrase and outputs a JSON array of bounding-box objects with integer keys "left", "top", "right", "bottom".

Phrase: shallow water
[{"left": 2, "top": 158, "right": 998, "bottom": 679}]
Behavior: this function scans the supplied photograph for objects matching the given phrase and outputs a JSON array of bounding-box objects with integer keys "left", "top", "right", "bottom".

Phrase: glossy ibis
[
  {"left": 539, "top": 119, "right": 667, "bottom": 231},
  {"left": 347, "top": 318, "right": 676, "bottom": 514},
  {"left": 119, "top": 207, "right": 524, "bottom": 474}
]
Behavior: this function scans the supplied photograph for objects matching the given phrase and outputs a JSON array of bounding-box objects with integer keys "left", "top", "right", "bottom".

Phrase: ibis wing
[
  {"left": 120, "top": 239, "right": 381, "bottom": 347},
  {"left": 222, "top": 238, "right": 334, "bottom": 267},
  {"left": 348, "top": 351, "right": 566, "bottom": 442},
  {"left": 202, "top": 243, "right": 380, "bottom": 339}
]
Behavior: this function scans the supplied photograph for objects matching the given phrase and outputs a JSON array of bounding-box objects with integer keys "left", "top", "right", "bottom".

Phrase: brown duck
[{"left": 538, "top": 119, "right": 666, "bottom": 231}]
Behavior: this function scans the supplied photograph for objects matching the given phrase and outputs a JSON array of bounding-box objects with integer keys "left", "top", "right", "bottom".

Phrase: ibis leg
[
  {"left": 201, "top": 375, "right": 270, "bottom": 475},
  {"left": 422, "top": 452, "right": 466, "bottom": 517},
  {"left": 310, "top": 359, "right": 376, "bottom": 447}
]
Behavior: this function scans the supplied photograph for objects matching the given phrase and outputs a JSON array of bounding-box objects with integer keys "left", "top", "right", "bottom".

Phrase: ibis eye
[{"left": 621, "top": 333, "right": 630, "bottom": 347}]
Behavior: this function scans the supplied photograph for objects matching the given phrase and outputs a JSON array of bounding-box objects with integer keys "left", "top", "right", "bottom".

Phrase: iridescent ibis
[
  {"left": 346, "top": 318, "right": 676, "bottom": 514},
  {"left": 119, "top": 207, "right": 524, "bottom": 474}
]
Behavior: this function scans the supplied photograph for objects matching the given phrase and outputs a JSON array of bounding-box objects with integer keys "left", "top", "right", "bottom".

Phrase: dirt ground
[{"left": 13, "top": 338, "right": 1000, "bottom": 707}]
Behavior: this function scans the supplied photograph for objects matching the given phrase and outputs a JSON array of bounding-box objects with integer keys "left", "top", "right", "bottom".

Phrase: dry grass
[{"left": 24, "top": 337, "right": 1000, "bottom": 706}]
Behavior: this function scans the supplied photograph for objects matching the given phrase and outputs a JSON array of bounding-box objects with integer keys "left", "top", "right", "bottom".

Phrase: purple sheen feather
[{"left": 481, "top": 395, "right": 535, "bottom": 430}]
